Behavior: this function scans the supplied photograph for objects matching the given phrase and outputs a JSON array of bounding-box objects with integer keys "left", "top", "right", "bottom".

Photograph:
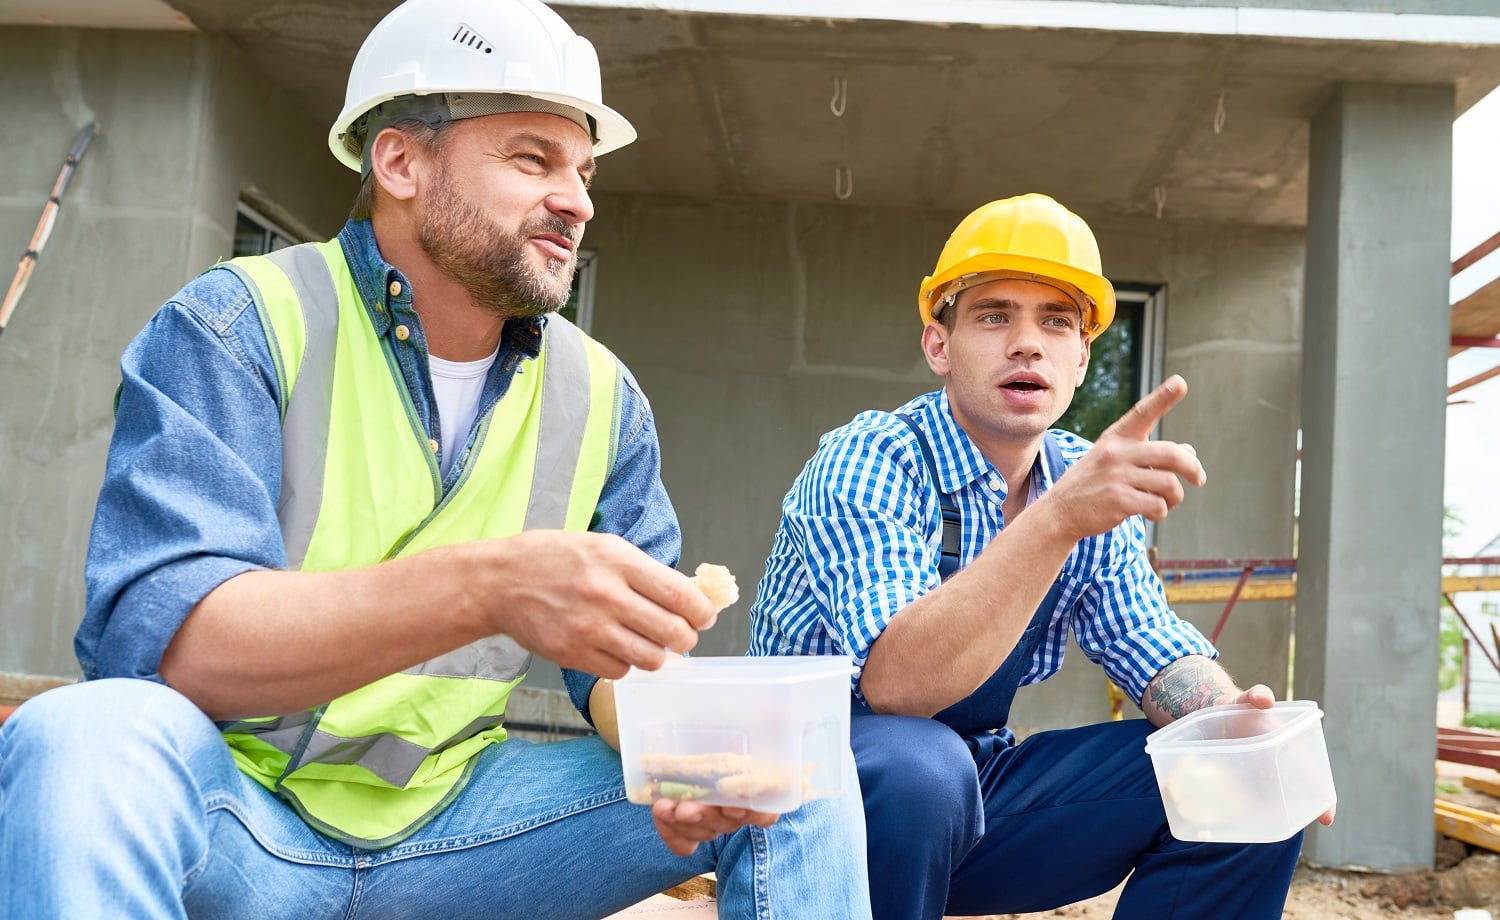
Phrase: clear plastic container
[
  {"left": 1144, "top": 700, "right": 1336, "bottom": 843},
  {"left": 614, "top": 655, "right": 854, "bottom": 812}
]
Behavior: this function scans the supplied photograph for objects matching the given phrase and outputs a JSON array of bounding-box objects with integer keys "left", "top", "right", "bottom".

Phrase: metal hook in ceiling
[
  {"left": 835, "top": 165, "right": 854, "bottom": 200},
  {"left": 1213, "top": 92, "right": 1227, "bottom": 135},
  {"left": 830, "top": 77, "right": 848, "bottom": 118},
  {"left": 1153, "top": 185, "right": 1167, "bottom": 219}
]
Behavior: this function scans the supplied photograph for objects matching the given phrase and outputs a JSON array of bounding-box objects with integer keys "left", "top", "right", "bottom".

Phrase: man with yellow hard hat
[{"left": 749, "top": 193, "right": 1326, "bottom": 919}]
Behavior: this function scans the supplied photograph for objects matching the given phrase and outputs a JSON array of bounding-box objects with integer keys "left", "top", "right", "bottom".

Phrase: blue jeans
[{"left": 0, "top": 680, "right": 871, "bottom": 919}]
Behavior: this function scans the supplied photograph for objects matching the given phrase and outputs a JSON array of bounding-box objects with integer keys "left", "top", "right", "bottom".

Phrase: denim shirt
[{"left": 78, "top": 219, "right": 680, "bottom": 723}]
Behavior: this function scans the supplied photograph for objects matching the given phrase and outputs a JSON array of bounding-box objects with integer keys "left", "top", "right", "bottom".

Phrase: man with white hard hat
[{"left": 0, "top": 2, "right": 871, "bottom": 917}]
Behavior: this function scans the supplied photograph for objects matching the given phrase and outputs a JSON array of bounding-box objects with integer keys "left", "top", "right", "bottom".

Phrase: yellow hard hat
[{"left": 918, "top": 193, "right": 1116, "bottom": 337}]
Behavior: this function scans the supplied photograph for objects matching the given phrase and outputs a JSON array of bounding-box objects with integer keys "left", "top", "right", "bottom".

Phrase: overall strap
[
  {"left": 1041, "top": 429, "right": 1066, "bottom": 488},
  {"left": 894, "top": 413, "right": 961, "bottom": 580}
]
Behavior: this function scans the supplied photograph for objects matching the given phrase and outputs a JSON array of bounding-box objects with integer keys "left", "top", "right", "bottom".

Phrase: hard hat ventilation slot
[{"left": 451, "top": 23, "right": 494, "bottom": 55}]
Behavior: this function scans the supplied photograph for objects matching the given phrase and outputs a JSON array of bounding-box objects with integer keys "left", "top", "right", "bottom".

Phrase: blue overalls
[{"left": 848, "top": 419, "right": 1303, "bottom": 920}]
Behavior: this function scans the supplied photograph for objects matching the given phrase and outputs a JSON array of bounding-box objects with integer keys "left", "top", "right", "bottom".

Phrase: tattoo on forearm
[{"left": 1146, "top": 656, "right": 1230, "bottom": 721}]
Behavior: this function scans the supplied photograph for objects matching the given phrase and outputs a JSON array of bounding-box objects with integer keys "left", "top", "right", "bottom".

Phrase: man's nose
[
  {"left": 1008, "top": 323, "right": 1045, "bottom": 359},
  {"left": 546, "top": 174, "right": 595, "bottom": 225}
]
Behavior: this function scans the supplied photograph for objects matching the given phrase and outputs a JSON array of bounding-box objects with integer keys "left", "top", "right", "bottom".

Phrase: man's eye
[{"left": 979, "top": 313, "right": 1006, "bottom": 324}]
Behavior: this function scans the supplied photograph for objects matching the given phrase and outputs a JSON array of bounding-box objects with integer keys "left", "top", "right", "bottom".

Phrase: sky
[{"left": 1445, "top": 86, "right": 1500, "bottom": 558}]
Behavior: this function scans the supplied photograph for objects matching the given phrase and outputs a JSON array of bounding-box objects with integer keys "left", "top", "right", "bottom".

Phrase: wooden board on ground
[
  {"left": 1462, "top": 773, "right": 1500, "bottom": 800},
  {"left": 662, "top": 877, "right": 716, "bottom": 901},
  {"left": 1435, "top": 798, "right": 1500, "bottom": 853}
]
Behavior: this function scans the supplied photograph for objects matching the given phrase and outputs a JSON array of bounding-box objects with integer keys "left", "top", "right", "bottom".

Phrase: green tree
[
  {"left": 1057, "top": 312, "right": 1138, "bottom": 441},
  {"left": 1438, "top": 506, "right": 1468, "bottom": 695},
  {"left": 1439, "top": 611, "right": 1465, "bottom": 693}
]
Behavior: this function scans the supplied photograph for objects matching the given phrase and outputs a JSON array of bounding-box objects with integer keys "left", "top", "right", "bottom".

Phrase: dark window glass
[
  {"left": 232, "top": 212, "right": 268, "bottom": 258},
  {"left": 1056, "top": 287, "right": 1151, "bottom": 441}
]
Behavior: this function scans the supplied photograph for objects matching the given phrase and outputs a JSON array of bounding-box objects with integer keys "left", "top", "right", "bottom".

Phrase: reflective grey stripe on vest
[
  {"left": 225, "top": 712, "right": 505, "bottom": 788},
  {"left": 523, "top": 315, "right": 589, "bottom": 531},
  {"left": 263, "top": 245, "right": 340, "bottom": 571},
  {"left": 218, "top": 710, "right": 315, "bottom": 754},
  {"left": 404, "top": 633, "right": 533, "bottom": 681},
  {"left": 293, "top": 713, "right": 506, "bottom": 788}
]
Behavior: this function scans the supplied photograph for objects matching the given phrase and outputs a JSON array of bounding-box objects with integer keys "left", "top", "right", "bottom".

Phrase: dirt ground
[
  {"left": 962, "top": 761, "right": 1500, "bottom": 920},
  {"left": 966, "top": 853, "right": 1500, "bottom": 920}
]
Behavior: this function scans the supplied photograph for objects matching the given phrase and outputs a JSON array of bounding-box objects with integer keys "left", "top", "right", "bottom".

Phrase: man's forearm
[
  {"left": 160, "top": 543, "right": 499, "bottom": 721},
  {"left": 160, "top": 530, "right": 710, "bottom": 722},
  {"left": 859, "top": 505, "right": 1077, "bottom": 717},
  {"left": 1140, "top": 654, "right": 1240, "bottom": 727}
]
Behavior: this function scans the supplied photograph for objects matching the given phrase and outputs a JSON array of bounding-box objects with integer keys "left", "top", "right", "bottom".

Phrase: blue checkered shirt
[{"left": 747, "top": 388, "right": 1216, "bottom": 706}]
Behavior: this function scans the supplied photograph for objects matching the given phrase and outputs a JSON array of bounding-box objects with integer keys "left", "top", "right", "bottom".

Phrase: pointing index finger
[{"left": 1105, "top": 374, "right": 1187, "bottom": 442}]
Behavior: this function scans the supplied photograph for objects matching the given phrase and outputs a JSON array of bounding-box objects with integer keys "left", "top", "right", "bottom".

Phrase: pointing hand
[{"left": 1043, "top": 375, "right": 1207, "bottom": 541}]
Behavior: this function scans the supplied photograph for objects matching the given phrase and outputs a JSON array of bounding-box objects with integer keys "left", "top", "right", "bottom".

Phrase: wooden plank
[
  {"left": 1435, "top": 799, "right": 1500, "bottom": 853},
  {"left": 1438, "top": 799, "right": 1500, "bottom": 823},
  {"left": 1452, "top": 271, "right": 1500, "bottom": 355},
  {"left": 0, "top": 672, "right": 72, "bottom": 707},
  {"left": 1461, "top": 774, "right": 1500, "bottom": 800},
  {"left": 662, "top": 877, "right": 716, "bottom": 901}
]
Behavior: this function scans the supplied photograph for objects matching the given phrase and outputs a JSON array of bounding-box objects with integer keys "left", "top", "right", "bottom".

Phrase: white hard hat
[{"left": 329, "top": 0, "right": 637, "bottom": 172}]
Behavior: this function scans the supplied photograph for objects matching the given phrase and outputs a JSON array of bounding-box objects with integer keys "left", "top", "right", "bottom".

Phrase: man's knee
[
  {"left": 3, "top": 678, "right": 215, "bottom": 765},
  {"left": 852, "top": 714, "right": 980, "bottom": 837}
]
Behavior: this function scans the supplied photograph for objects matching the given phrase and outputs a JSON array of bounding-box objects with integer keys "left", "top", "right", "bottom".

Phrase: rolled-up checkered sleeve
[
  {"left": 1070, "top": 515, "right": 1218, "bottom": 705},
  {"left": 770, "top": 419, "right": 942, "bottom": 692}
]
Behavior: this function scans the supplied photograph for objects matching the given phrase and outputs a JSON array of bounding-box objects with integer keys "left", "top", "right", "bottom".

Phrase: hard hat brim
[
  {"left": 919, "top": 252, "right": 1117, "bottom": 337},
  {"left": 328, "top": 89, "right": 637, "bottom": 172}
]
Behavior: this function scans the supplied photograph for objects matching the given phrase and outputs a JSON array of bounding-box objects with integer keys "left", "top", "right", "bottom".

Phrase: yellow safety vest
[{"left": 213, "top": 239, "right": 622, "bottom": 847}]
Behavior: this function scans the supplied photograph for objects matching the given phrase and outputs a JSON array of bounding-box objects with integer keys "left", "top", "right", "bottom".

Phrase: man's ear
[
  {"left": 1075, "top": 333, "right": 1091, "bottom": 387},
  {"left": 367, "top": 128, "right": 422, "bottom": 205},
  {"left": 922, "top": 321, "right": 951, "bottom": 378}
]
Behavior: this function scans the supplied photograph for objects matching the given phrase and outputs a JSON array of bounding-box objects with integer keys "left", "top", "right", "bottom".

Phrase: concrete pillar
[{"left": 1297, "top": 83, "right": 1453, "bottom": 871}]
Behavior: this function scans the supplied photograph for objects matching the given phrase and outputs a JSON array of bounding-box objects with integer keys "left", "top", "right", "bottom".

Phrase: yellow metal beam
[
  {"left": 1163, "top": 581, "right": 1295, "bottom": 604},
  {"left": 1162, "top": 574, "right": 1500, "bottom": 605},
  {"left": 1444, "top": 574, "right": 1500, "bottom": 593}
]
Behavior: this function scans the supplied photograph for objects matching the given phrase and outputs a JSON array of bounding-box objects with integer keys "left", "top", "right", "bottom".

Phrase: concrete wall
[
  {"left": 583, "top": 192, "right": 1303, "bottom": 729},
  {"left": 0, "top": 27, "right": 351, "bottom": 692}
]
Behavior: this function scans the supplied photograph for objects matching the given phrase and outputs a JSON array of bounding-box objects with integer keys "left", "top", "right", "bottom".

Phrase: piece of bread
[{"left": 690, "top": 563, "right": 739, "bottom": 612}]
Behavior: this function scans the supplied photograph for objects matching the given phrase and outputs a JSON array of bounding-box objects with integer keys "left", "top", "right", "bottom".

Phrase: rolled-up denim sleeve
[
  {"left": 563, "top": 366, "right": 681, "bottom": 725},
  {"left": 77, "top": 269, "right": 288, "bottom": 682}
]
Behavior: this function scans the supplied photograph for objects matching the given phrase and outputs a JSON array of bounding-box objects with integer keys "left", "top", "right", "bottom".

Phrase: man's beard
[{"left": 417, "top": 168, "right": 579, "bottom": 319}]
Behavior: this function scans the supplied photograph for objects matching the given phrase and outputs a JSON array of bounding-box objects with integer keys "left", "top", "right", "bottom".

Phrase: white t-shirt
[{"left": 428, "top": 349, "right": 498, "bottom": 478}]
